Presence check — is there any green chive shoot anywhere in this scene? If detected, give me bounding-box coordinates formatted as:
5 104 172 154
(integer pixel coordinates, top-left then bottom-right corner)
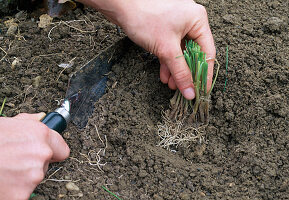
102 185 123 200
169 40 220 124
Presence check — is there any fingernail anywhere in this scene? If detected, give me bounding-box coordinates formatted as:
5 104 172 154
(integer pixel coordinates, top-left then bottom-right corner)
183 87 195 100
37 112 46 120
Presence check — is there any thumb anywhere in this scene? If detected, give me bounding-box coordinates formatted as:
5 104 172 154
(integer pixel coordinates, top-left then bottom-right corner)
159 41 195 100
14 112 46 121
187 4 216 92
49 129 70 162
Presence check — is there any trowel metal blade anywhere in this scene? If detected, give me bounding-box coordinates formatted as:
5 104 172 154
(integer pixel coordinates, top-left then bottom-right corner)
66 37 131 128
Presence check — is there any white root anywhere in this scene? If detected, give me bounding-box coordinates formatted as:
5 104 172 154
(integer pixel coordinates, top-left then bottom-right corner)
157 112 205 150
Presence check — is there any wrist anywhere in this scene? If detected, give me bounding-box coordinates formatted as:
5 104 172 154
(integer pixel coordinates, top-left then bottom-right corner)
77 0 129 26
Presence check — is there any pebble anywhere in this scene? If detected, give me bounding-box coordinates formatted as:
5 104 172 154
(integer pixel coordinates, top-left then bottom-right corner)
15 11 25 19
265 17 285 33
33 76 42 88
38 14 53 28
222 14 235 24
65 182 80 191
229 182 235 187
186 181 195 192
180 192 190 200
139 170 148 178
153 194 163 200
11 58 21 70
76 193 83 197
6 102 15 108
199 191 206 197
6 23 18 36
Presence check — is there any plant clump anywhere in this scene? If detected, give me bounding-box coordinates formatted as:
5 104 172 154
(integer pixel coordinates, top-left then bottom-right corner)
157 40 220 149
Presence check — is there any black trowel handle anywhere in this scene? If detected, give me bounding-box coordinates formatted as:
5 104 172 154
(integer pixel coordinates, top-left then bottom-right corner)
41 112 67 134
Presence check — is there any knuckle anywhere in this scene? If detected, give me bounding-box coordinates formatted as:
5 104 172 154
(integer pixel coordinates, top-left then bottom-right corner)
173 69 192 88
196 4 208 16
156 47 169 60
16 113 29 118
156 42 175 60
41 146 53 160
36 123 50 139
30 170 45 184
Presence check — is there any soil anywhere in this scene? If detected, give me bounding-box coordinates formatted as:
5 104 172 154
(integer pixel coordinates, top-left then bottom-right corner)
0 0 288 199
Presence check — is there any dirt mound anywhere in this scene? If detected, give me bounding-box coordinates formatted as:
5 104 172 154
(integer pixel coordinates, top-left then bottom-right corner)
0 0 288 199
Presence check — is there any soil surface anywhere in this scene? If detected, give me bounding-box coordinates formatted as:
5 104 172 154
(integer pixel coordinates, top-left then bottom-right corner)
0 0 288 199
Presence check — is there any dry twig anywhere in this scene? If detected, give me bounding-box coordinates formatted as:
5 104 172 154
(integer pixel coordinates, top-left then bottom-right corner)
48 20 97 41
0 47 7 62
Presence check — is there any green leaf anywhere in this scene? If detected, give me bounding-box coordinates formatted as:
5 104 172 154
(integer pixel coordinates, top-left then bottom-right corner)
202 62 208 94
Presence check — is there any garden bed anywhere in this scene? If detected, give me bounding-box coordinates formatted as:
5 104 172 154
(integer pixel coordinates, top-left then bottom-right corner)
0 0 288 199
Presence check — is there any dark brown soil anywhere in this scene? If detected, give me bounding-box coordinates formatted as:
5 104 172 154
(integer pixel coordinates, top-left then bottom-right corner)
0 0 288 199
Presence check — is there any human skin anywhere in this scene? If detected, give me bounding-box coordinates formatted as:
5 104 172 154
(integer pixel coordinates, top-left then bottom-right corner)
0 113 70 200
78 0 216 100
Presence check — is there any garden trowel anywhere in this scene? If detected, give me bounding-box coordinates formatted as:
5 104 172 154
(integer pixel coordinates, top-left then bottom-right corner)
41 37 131 133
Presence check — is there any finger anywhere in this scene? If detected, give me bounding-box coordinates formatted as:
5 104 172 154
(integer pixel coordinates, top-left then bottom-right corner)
187 4 216 91
168 76 177 90
158 40 195 100
14 112 46 121
160 62 170 84
48 129 70 162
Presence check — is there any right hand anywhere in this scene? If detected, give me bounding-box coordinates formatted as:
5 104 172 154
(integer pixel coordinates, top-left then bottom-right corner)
79 0 216 100
0 113 70 200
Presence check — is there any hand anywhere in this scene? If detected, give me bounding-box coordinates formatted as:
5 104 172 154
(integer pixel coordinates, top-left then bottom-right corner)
78 0 216 99
0 113 70 200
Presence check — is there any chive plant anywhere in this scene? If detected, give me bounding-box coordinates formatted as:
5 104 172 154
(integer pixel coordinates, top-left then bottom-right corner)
168 40 220 124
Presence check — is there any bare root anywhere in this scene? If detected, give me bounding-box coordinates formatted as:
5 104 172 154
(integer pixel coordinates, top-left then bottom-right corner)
157 112 205 150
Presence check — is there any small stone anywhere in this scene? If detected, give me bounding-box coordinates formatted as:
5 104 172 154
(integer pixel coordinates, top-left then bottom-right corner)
153 194 163 200
15 11 26 19
139 170 148 178
11 58 21 70
38 14 53 28
180 192 190 200
33 76 42 88
6 23 18 36
222 14 235 24
6 102 15 108
77 193 83 197
186 181 195 192
229 182 235 187
264 17 286 33
63 132 71 139
65 182 80 191
199 191 206 197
